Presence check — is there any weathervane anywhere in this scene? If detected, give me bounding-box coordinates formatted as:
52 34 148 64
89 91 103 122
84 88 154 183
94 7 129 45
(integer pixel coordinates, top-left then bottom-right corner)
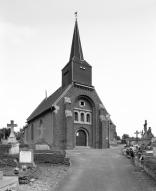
75 11 78 20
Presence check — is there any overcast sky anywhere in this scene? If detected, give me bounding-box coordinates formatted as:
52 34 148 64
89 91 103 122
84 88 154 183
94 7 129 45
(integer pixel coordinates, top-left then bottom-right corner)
0 0 156 137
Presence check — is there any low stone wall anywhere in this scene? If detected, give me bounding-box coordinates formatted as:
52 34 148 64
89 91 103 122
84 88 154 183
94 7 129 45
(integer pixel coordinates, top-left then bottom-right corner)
0 144 11 154
34 150 70 165
0 149 70 166
0 154 19 167
134 157 156 181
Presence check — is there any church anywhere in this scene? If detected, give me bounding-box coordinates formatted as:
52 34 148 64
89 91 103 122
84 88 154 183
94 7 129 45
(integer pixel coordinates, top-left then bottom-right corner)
24 16 117 150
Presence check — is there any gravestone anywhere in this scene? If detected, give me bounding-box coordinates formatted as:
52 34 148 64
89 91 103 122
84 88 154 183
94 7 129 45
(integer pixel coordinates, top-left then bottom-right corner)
19 149 35 167
7 120 17 143
7 120 19 155
0 120 19 156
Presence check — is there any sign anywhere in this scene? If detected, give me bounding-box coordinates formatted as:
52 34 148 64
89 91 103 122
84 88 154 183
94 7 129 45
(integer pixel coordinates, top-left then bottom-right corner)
19 150 33 164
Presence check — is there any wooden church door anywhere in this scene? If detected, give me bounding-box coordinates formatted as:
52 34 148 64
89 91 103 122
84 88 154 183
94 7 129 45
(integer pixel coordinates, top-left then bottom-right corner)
76 130 87 146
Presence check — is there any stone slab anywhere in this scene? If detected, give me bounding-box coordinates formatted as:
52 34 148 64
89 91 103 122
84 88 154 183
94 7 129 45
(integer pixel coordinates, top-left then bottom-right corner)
0 176 19 191
19 150 33 164
35 144 50 150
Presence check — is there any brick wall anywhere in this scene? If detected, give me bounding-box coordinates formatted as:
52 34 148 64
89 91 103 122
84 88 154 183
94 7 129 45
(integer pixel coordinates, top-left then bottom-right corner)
25 84 116 150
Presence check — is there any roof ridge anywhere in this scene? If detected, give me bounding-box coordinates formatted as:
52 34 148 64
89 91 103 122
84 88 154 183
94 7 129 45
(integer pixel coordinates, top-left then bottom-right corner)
53 84 73 106
27 98 46 121
27 85 73 122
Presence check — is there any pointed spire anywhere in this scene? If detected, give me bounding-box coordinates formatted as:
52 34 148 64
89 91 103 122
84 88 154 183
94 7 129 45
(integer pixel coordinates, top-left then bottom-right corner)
69 12 84 61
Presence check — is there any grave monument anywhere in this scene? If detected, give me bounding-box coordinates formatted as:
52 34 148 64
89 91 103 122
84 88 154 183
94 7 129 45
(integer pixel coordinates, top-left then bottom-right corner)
7 120 19 154
0 120 19 155
141 120 154 146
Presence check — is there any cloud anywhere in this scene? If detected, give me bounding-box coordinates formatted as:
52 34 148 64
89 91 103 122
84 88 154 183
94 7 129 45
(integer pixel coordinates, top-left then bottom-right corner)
0 21 36 45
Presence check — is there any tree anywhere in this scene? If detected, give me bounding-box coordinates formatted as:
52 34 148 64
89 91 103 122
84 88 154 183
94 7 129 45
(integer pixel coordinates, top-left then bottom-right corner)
15 127 24 143
121 134 129 144
0 128 11 140
116 136 121 140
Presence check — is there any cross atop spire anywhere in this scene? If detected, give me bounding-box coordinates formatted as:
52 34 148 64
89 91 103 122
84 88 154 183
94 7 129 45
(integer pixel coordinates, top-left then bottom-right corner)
69 12 84 61
75 11 78 20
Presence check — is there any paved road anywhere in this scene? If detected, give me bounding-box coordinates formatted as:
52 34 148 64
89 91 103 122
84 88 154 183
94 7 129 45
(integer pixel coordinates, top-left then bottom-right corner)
55 146 156 191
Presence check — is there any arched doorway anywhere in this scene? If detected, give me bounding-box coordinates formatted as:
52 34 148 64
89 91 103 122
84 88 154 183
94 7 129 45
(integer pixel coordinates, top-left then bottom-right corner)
76 129 87 146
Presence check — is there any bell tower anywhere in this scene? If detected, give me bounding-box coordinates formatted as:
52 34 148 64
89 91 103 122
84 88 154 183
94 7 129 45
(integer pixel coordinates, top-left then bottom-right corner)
62 13 92 88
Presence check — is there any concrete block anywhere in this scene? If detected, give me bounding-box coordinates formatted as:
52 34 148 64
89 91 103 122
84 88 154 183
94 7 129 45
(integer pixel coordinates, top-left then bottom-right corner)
0 176 19 191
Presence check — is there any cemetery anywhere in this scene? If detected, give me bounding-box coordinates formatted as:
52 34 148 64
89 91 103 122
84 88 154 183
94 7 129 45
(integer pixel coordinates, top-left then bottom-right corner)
122 120 156 182
0 120 70 191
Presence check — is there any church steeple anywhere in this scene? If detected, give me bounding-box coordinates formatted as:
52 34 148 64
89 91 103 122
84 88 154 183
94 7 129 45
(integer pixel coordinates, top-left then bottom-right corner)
69 13 84 61
62 13 92 88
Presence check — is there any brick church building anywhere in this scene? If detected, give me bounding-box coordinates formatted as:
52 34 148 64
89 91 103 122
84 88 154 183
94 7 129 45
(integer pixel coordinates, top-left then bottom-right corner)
24 17 117 150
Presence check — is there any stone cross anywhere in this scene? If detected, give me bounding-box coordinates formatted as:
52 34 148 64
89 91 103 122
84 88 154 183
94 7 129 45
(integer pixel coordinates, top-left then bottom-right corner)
7 120 17 143
7 120 17 135
134 130 140 139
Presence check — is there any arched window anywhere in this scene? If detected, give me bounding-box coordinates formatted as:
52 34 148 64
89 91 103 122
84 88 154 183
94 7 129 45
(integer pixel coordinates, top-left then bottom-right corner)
80 112 85 122
74 111 78 121
86 113 91 123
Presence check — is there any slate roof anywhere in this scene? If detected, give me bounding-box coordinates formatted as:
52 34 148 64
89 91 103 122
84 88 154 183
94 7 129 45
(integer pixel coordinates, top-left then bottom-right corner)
27 87 64 122
68 18 91 67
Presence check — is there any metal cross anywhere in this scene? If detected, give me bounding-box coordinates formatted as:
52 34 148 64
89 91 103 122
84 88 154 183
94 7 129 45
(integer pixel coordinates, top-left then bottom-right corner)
75 11 78 20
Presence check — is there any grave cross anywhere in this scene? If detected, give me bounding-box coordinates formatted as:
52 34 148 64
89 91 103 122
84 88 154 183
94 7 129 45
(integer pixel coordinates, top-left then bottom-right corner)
7 120 17 134
134 130 140 139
